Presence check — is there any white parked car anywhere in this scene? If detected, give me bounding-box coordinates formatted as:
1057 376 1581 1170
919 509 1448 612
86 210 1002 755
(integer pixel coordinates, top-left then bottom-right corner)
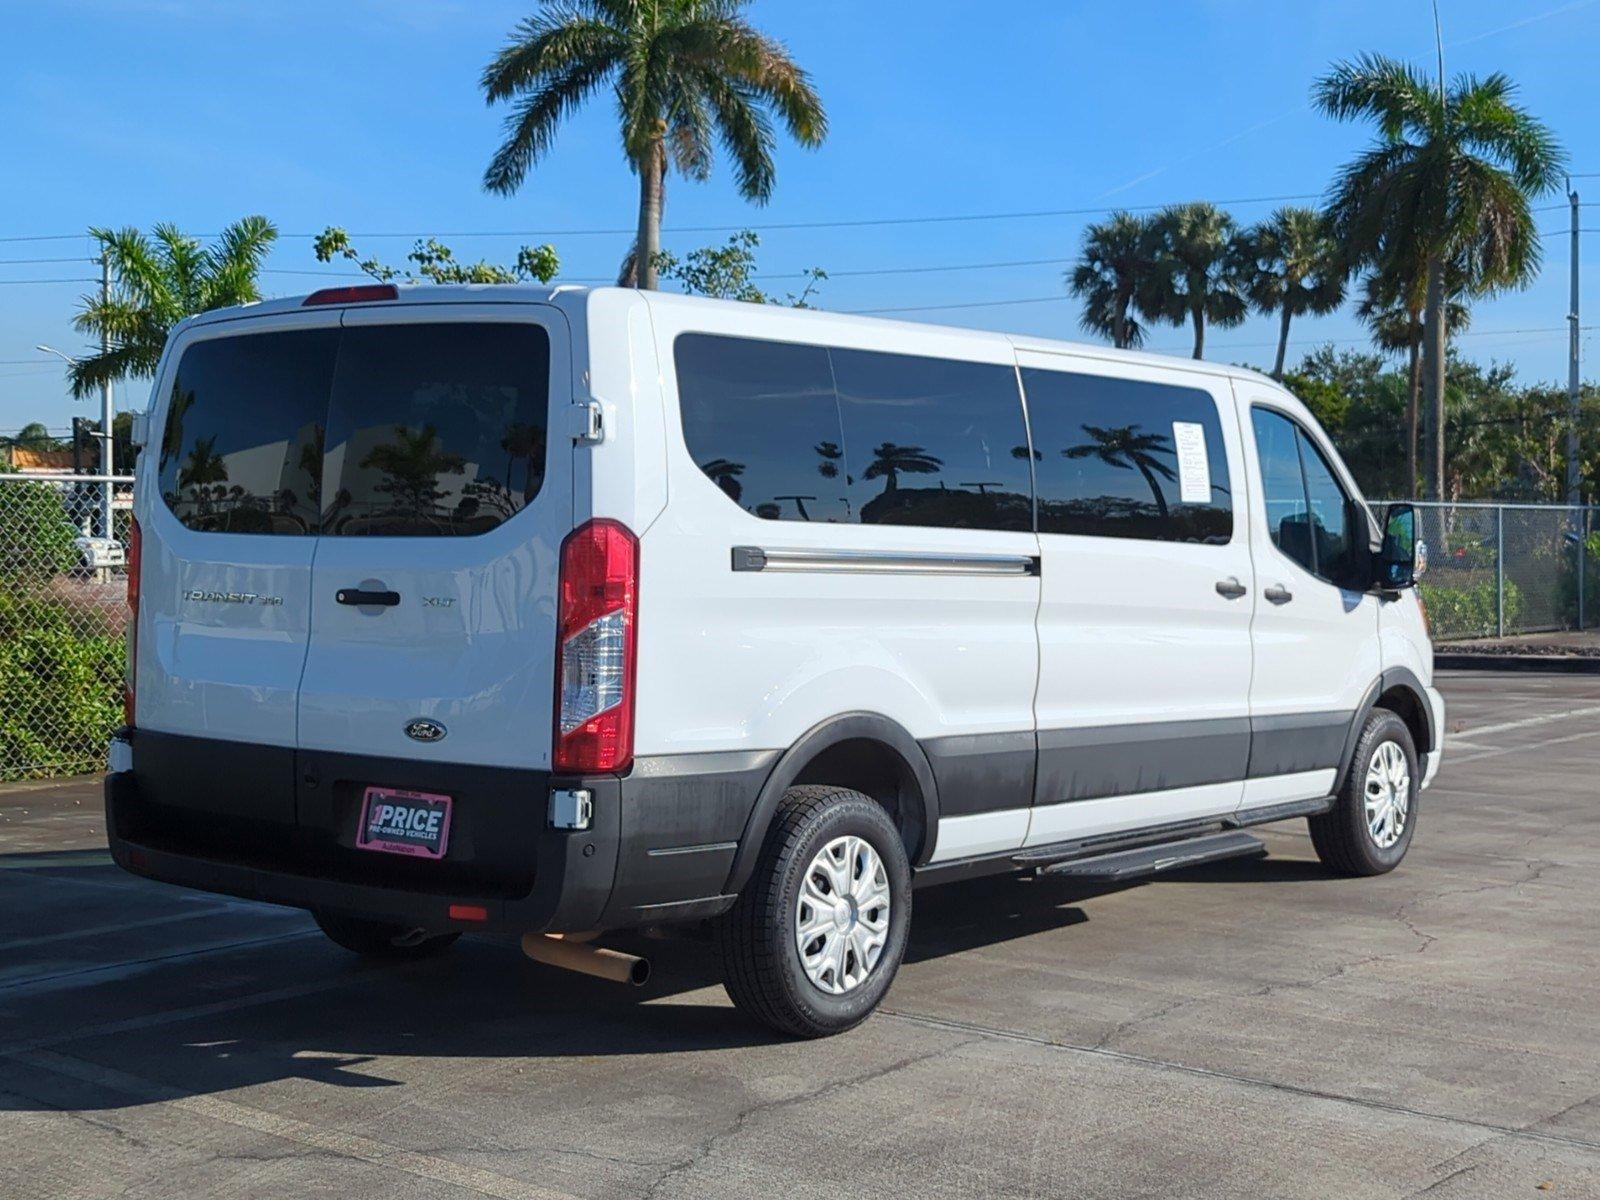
107 284 1442 1037
74 534 126 571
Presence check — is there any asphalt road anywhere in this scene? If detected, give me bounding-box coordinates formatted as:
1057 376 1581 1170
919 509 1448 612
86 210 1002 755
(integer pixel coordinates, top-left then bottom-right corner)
1 670 1598 1199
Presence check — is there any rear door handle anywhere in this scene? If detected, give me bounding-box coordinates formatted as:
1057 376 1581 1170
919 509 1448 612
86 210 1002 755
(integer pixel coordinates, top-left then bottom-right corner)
1264 584 1294 605
336 588 401 607
1214 577 1247 599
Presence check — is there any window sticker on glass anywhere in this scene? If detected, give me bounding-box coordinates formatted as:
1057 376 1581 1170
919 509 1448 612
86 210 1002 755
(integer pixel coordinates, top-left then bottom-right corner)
1171 421 1211 504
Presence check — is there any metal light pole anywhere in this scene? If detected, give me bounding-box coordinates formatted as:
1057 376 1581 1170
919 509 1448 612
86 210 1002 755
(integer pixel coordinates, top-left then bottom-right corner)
98 254 114 539
1568 178 1583 508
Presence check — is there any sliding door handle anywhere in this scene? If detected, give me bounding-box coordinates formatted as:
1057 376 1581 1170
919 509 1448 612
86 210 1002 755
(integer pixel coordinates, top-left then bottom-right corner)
1264 584 1294 605
1214 577 1247 599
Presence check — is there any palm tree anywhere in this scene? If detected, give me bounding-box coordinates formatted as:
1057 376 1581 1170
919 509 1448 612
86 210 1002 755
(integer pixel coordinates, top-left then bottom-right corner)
1314 55 1564 499
1355 268 1471 495
1237 207 1347 378
862 443 942 494
1140 202 1248 360
1064 424 1177 518
481 1 826 291
1069 212 1155 349
69 217 277 399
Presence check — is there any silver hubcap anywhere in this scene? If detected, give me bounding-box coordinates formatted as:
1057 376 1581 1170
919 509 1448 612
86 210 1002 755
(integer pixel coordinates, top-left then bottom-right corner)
796 835 891 995
1364 740 1411 849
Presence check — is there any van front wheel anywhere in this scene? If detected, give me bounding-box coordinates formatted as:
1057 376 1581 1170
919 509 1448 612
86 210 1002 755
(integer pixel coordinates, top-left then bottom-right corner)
716 785 912 1038
313 911 461 959
1309 708 1419 876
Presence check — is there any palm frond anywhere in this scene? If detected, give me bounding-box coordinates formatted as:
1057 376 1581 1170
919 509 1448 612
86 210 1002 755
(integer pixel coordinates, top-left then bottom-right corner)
1312 53 1440 141
484 58 618 193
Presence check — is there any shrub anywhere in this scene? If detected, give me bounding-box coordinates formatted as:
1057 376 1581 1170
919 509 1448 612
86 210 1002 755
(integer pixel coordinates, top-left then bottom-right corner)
0 590 124 781
0 477 79 582
1420 577 1523 640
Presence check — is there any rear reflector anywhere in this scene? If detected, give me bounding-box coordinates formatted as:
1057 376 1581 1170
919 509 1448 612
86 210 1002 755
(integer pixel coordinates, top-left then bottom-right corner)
302 284 399 306
553 519 639 775
448 904 489 922
125 515 141 727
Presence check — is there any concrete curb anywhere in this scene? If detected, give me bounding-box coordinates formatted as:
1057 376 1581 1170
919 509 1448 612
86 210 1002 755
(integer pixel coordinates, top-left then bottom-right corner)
1435 653 1600 674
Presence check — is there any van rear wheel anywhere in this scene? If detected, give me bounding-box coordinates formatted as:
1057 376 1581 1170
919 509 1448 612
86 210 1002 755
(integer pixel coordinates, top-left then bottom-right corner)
1309 708 1419 876
716 785 911 1038
313 911 461 959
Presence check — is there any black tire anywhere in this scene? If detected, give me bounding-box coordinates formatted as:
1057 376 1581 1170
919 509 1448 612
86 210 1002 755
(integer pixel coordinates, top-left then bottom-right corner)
1309 707 1419 876
313 911 461 959
716 785 912 1038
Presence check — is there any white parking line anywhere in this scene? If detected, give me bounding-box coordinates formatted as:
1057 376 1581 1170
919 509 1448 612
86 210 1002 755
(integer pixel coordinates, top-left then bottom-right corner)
1448 703 1600 741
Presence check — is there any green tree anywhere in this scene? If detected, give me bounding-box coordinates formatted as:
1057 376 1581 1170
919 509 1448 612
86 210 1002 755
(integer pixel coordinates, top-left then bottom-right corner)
1354 267 1471 495
1237 206 1347 378
68 217 277 398
654 230 825 306
480 0 827 291
1314 54 1565 499
314 229 559 284
1068 211 1155 349
1140 202 1248 360
11 423 62 453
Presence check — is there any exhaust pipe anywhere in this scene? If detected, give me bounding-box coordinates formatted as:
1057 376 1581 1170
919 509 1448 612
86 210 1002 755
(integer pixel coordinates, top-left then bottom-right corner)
520 933 650 986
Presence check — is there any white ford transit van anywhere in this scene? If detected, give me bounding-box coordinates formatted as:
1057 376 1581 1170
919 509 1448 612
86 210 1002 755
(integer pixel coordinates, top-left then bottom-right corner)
107 283 1443 1037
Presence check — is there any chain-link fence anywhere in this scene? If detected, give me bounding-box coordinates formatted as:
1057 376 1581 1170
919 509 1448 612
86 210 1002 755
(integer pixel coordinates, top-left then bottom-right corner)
0 473 133 781
1381 501 1600 642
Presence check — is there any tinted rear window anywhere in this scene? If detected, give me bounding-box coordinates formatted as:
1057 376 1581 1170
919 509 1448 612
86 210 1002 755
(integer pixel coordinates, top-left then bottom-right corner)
159 330 337 534
1023 368 1233 544
675 333 1030 531
158 323 550 536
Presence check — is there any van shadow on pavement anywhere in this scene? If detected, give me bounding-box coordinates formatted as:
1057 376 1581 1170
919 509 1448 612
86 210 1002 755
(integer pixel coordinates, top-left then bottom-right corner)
0 850 1321 1114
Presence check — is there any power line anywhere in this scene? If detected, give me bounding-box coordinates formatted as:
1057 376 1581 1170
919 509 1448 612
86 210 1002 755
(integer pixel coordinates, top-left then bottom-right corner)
0 192 1326 246
0 278 96 285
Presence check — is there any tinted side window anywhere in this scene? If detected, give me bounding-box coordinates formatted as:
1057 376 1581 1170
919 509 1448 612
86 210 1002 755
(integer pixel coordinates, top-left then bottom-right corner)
831 350 1032 531
321 324 550 536
1251 407 1364 587
159 330 338 534
1251 408 1314 573
1298 433 1364 587
676 334 849 522
1023 369 1233 543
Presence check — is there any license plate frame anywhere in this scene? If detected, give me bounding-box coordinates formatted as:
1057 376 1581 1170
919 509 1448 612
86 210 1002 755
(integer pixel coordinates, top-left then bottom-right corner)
356 786 453 860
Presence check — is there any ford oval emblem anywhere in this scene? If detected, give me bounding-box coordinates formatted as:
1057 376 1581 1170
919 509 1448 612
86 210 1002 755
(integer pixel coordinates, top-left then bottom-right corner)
405 719 447 743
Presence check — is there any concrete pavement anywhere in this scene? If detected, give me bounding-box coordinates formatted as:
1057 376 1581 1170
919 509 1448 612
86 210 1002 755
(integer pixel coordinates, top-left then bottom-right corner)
1 670 1597 1199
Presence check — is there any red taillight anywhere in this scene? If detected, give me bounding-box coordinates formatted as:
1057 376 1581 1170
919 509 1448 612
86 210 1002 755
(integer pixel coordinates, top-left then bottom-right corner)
301 284 399 306
553 519 638 775
448 904 489 923
124 515 141 727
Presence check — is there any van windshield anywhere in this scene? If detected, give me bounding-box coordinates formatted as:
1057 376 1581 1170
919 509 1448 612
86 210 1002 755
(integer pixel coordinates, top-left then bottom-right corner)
158 322 551 537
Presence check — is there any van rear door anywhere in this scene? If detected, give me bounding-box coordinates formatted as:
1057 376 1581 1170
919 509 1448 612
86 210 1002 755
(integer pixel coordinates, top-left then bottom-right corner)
294 304 572 781
135 312 341 824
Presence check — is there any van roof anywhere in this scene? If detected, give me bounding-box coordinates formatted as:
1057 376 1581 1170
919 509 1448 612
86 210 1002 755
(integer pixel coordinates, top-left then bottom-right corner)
182 283 1281 390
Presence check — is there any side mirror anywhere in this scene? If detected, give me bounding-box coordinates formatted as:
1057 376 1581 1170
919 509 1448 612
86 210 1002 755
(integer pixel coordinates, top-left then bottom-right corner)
1376 503 1420 590
129 410 150 451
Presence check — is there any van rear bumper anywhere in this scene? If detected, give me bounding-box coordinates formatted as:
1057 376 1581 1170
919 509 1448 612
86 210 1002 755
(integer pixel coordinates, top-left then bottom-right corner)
104 731 765 935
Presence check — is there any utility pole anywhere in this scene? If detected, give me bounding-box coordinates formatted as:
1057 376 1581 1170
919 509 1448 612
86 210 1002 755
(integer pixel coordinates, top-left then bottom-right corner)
1569 178 1583 508
98 254 114 539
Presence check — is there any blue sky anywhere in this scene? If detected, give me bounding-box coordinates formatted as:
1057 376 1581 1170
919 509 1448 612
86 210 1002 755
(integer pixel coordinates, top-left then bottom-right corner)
2 0 1597 433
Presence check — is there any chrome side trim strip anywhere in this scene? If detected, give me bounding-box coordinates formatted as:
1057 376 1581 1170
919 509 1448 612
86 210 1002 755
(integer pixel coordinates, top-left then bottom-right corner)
731 546 1040 576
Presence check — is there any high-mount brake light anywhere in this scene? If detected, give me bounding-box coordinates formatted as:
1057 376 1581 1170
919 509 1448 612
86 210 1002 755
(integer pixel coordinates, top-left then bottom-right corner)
125 515 141 726
553 520 639 775
302 284 399 307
